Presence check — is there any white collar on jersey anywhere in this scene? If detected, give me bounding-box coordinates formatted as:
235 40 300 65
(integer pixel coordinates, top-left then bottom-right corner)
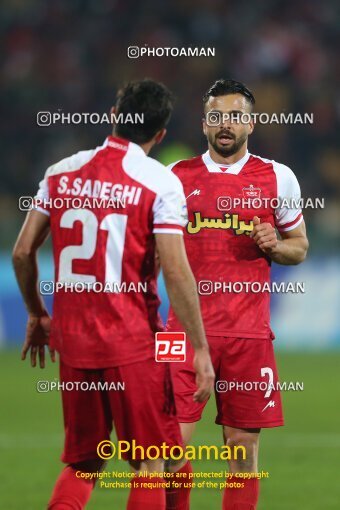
104 136 147 158
202 150 250 175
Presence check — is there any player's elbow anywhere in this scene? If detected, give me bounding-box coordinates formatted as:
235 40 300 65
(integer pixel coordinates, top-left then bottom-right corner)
162 257 197 295
162 263 188 284
12 242 35 265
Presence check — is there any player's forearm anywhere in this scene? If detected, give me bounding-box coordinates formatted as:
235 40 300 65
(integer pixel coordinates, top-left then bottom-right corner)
12 250 47 316
163 269 209 351
268 237 309 265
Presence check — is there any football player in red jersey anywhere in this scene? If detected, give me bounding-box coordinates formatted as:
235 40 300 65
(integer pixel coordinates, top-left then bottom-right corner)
165 80 309 510
13 79 215 510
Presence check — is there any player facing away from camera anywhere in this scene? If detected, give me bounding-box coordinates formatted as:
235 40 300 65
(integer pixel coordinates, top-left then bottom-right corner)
12 79 215 510
165 79 309 510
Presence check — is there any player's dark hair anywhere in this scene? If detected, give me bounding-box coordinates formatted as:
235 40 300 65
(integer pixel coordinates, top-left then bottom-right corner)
114 79 174 144
203 79 255 109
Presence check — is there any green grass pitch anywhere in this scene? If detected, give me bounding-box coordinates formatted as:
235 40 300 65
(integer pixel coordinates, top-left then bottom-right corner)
1 350 340 509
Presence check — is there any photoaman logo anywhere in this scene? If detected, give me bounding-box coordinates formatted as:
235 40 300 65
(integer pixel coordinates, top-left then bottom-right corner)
155 332 186 362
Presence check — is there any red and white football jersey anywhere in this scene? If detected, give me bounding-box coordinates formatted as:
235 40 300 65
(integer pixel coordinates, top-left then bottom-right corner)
34 136 187 368
167 150 303 339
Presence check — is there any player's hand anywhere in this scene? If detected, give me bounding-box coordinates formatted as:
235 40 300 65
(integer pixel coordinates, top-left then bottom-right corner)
21 312 55 368
250 216 278 254
193 347 215 402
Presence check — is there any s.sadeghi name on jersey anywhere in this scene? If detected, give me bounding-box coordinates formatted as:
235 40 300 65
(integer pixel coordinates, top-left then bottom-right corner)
57 176 143 205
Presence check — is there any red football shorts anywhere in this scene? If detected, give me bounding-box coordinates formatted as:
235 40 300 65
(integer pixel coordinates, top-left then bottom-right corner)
59 358 182 464
170 336 284 429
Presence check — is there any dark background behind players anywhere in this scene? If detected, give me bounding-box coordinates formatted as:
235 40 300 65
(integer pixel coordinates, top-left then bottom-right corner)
1 0 339 254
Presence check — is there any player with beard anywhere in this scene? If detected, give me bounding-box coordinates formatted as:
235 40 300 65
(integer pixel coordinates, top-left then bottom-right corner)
165 79 309 510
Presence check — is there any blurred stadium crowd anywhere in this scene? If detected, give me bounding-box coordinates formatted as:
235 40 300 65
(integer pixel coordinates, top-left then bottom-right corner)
1 0 340 252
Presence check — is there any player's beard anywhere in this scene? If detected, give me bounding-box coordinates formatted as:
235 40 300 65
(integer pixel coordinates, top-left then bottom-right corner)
208 129 248 157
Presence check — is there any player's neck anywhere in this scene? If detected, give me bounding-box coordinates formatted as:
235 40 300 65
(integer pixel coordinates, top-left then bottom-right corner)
139 141 153 155
208 144 248 165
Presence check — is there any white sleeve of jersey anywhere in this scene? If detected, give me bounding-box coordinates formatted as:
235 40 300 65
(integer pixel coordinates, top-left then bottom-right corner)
152 176 188 235
272 161 303 232
34 170 50 216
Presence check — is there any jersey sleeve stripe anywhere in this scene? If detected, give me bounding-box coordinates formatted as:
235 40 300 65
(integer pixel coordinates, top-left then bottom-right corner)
277 213 303 232
153 224 184 235
153 223 184 231
153 228 184 235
